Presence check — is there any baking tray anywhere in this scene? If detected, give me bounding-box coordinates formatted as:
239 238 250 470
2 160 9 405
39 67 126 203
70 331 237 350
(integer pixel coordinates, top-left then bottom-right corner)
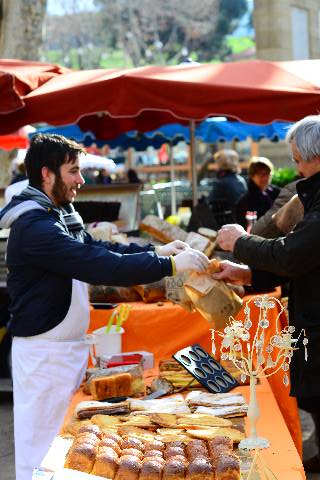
173 343 238 393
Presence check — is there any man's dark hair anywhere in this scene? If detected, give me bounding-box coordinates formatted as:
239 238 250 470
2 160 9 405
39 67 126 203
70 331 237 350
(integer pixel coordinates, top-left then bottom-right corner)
24 134 86 189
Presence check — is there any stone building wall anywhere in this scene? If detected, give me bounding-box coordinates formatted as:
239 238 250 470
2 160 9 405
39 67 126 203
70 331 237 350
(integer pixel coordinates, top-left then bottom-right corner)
254 0 320 60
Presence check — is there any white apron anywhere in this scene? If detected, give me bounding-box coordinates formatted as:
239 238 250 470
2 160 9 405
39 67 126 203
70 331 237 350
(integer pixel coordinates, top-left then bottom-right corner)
12 279 90 480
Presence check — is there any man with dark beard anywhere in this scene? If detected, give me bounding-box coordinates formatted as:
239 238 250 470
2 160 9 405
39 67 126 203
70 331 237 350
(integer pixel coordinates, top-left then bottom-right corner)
0 134 209 480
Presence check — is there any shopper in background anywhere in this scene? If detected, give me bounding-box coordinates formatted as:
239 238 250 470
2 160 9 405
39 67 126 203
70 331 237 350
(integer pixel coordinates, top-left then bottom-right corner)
127 168 143 185
96 167 112 184
235 156 280 228
209 149 247 208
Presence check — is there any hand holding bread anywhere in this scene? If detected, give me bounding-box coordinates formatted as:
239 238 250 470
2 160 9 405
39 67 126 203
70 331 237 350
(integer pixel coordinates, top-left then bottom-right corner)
174 248 209 273
212 260 252 286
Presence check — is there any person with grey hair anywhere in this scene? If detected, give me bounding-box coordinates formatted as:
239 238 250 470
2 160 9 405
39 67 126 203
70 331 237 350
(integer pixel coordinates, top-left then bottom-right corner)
209 149 247 210
212 114 320 472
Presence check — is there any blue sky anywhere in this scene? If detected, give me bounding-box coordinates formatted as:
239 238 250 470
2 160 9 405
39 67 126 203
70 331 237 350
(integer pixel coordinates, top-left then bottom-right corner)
47 0 97 15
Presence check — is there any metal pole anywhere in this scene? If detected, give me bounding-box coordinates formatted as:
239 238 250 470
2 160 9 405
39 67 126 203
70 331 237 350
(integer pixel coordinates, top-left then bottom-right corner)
169 142 177 215
190 120 198 207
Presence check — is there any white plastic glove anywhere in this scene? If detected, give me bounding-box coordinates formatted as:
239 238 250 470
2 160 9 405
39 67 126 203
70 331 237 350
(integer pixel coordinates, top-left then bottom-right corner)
174 248 209 273
156 240 189 256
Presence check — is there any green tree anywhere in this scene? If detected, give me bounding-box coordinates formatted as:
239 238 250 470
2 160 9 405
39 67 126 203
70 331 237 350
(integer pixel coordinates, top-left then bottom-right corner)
43 0 249 69
94 0 249 66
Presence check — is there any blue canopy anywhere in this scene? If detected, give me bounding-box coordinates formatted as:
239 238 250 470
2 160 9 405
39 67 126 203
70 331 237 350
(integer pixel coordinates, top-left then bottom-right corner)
31 119 292 149
138 119 292 143
30 124 96 143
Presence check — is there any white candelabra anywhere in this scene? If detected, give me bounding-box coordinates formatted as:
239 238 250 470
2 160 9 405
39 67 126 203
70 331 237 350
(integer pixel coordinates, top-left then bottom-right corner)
211 295 308 450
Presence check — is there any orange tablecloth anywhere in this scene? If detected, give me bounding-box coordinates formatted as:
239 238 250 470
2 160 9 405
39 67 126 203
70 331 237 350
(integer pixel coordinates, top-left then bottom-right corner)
89 288 302 456
65 375 305 480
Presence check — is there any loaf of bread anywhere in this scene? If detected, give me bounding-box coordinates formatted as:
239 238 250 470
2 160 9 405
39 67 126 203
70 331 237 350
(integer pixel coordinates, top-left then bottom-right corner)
185 232 214 258
140 215 188 243
133 280 166 303
90 373 132 400
121 437 145 452
77 424 103 439
122 448 144 460
209 444 232 468
91 447 119 478
186 440 209 461
164 446 185 460
162 458 186 480
75 433 100 448
139 459 163 480
215 453 240 480
186 458 214 480
115 455 141 480
208 436 233 449
100 438 122 456
64 443 97 473
144 440 165 452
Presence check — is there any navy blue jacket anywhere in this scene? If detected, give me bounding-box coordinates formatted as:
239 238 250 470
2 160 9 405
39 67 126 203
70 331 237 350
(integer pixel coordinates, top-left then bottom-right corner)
0 188 172 337
209 170 247 207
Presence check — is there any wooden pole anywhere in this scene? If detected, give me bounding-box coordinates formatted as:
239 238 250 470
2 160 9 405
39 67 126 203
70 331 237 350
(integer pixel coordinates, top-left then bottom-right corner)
169 143 177 215
190 120 198 207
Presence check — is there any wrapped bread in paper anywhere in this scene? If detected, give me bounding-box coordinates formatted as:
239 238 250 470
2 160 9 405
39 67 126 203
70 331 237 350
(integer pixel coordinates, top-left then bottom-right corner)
184 259 242 329
165 273 194 312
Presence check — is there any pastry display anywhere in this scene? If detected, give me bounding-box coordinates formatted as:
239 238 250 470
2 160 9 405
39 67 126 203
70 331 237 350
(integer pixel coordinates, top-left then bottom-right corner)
64 423 241 479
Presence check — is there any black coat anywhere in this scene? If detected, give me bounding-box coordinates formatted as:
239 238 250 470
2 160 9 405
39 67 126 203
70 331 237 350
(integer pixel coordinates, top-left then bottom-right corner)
234 172 320 399
209 170 247 207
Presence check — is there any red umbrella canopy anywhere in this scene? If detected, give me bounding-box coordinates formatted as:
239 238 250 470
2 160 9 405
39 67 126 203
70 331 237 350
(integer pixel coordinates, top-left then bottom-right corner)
0 59 68 114
2 59 320 136
0 125 35 150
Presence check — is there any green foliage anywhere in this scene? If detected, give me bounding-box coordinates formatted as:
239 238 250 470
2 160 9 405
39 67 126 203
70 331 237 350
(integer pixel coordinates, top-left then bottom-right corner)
44 0 251 68
100 50 133 69
272 167 297 187
226 36 255 55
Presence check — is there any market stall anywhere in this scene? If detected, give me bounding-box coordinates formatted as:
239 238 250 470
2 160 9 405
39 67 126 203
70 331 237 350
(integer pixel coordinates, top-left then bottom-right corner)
89 289 302 456
34 288 305 480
